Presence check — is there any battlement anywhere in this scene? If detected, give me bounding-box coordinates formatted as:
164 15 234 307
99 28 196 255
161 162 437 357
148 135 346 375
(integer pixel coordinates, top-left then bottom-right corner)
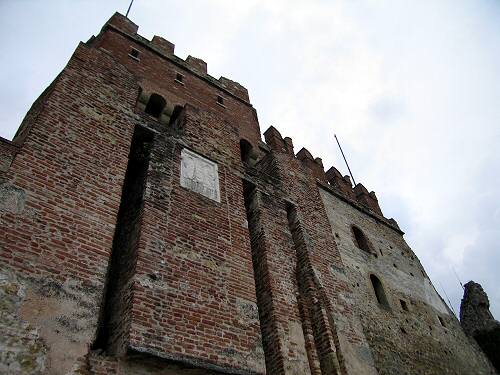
263 125 395 222
102 12 250 102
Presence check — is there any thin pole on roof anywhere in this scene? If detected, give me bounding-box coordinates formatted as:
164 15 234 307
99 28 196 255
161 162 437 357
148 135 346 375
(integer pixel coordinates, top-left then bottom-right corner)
438 280 457 316
126 0 135 18
334 134 357 186
452 267 464 290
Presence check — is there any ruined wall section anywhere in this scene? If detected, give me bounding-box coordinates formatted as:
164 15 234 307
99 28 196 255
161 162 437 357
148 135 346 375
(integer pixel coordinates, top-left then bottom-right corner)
460 281 500 372
319 186 496 374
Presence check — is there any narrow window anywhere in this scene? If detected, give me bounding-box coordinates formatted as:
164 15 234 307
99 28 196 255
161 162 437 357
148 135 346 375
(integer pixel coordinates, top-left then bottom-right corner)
145 93 166 118
400 299 408 311
240 139 252 164
175 73 184 84
438 316 446 327
128 48 140 60
216 95 225 107
352 226 371 253
370 274 390 308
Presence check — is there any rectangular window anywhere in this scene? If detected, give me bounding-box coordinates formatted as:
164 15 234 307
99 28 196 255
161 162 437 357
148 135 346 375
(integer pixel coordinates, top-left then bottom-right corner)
400 299 408 311
175 72 184 84
216 95 226 107
128 47 140 61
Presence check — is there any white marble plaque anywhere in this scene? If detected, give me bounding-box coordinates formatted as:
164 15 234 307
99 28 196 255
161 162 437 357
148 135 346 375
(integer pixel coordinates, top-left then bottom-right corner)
180 148 220 202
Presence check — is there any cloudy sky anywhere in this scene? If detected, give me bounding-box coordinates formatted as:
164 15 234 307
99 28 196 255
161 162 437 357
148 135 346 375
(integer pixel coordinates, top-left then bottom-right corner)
1 0 499 318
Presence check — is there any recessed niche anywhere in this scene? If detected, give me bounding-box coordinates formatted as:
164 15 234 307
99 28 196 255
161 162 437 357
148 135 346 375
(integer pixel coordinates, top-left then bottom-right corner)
175 72 184 84
438 316 446 327
400 299 409 311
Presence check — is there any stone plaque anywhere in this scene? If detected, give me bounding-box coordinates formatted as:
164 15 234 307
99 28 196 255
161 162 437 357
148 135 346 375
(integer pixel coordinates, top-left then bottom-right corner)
180 148 220 202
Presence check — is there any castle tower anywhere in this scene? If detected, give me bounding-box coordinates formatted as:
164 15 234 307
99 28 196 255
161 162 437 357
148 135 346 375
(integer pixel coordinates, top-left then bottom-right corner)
0 13 496 375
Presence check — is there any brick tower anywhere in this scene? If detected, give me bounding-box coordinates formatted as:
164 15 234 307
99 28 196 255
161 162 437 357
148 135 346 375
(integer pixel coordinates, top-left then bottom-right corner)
0 13 497 375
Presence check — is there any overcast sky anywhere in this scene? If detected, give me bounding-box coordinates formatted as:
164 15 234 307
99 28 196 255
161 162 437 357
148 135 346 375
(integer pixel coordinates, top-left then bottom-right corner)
1 0 499 318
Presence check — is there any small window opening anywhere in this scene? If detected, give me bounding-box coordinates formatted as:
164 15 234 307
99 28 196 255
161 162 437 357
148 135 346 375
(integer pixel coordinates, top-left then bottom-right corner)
175 73 184 84
129 48 140 60
379 249 383 256
240 139 253 164
352 226 371 253
217 95 225 107
370 274 390 308
145 93 166 118
400 327 407 334
400 299 408 311
438 316 446 327
393 263 398 268
168 105 184 127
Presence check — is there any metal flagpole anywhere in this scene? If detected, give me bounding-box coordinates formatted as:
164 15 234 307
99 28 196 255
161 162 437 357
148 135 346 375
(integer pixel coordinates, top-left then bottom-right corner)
452 267 464 290
126 0 135 18
334 134 357 186
438 280 457 316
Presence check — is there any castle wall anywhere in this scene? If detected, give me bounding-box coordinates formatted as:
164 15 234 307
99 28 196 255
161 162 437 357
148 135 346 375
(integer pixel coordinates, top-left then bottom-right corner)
319 186 496 374
0 12 267 375
242 128 380 374
91 15 261 148
0 11 497 375
0 39 140 375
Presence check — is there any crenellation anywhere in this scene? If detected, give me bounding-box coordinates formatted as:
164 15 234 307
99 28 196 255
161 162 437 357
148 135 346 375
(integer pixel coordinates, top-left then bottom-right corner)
104 11 139 35
296 147 314 161
98 13 250 105
185 55 208 74
263 126 286 153
219 77 250 103
151 35 175 55
295 147 327 183
283 137 294 155
354 184 383 216
326 166 356 199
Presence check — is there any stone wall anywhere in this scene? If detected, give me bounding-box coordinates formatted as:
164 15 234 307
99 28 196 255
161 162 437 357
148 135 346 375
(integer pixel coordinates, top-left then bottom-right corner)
319 186 496 374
